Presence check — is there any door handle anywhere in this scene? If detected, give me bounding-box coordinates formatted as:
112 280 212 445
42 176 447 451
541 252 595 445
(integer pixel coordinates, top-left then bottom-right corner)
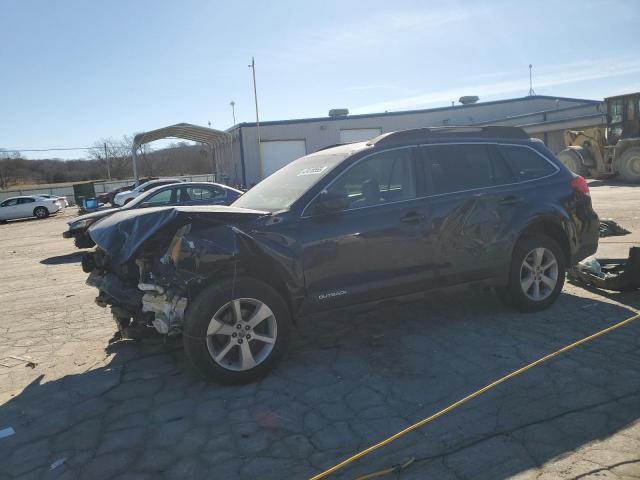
498 195 523 206
400 212 426 223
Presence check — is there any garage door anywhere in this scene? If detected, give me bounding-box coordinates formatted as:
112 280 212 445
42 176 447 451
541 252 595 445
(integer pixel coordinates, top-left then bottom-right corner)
339 128 382 144
260 140 307 177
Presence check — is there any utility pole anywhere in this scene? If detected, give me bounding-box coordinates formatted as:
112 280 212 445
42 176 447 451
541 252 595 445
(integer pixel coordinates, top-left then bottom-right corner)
230 101 236 124
528 64 536 96
248 57 263 180
103 142 111 180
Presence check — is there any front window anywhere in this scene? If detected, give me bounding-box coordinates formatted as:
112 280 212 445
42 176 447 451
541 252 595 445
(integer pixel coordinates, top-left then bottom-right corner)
324 149 416 209
138 189 174 207
609 99 624 124
232 152 348 211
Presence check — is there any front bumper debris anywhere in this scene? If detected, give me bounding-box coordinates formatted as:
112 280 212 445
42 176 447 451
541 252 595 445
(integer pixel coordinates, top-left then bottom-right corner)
568 247 640 292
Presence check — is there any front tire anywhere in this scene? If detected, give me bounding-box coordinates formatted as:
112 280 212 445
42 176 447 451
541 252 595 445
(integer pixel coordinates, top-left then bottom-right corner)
497 235 566 312
183 277 291 384
33 206 49 218
618 147 640 183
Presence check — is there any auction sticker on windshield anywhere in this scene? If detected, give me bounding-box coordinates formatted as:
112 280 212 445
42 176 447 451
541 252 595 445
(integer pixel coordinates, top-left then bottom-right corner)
298 166 328 176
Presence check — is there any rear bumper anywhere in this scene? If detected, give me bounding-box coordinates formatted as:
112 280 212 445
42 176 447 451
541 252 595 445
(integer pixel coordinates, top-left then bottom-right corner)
571 209 599 265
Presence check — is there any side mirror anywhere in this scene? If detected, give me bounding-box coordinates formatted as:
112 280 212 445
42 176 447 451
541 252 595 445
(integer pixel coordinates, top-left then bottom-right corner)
314 190 350 214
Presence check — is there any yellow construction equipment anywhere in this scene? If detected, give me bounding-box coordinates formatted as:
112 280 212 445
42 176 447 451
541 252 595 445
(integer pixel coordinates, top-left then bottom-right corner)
557 92 640 183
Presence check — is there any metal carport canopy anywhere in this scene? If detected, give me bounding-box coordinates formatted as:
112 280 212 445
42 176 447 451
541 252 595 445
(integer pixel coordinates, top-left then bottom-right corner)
131 123 232 184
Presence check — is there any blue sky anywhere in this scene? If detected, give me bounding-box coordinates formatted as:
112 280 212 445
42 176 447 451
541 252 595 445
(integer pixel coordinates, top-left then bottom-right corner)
1 0 639 159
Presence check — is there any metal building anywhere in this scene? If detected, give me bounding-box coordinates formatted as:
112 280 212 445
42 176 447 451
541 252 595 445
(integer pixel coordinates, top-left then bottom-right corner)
216 95 605 186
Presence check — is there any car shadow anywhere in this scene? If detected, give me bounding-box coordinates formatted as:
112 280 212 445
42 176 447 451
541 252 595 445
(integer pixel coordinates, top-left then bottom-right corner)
40 251 84 265
566 280 640 309
0 291 638 479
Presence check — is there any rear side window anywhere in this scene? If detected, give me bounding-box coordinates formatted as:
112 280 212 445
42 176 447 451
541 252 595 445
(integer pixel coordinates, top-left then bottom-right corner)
187 186 226 200
421 144 514 195
499 145 556 181
18 198 35 204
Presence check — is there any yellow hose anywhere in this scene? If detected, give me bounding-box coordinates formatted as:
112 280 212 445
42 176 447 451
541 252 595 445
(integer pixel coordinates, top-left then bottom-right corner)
309 312 640 480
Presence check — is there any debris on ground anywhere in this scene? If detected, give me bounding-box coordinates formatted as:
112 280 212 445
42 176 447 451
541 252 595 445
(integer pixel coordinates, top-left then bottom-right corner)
599 219 631 237
25 361 37 369
569 247 640 291
0 427 16 439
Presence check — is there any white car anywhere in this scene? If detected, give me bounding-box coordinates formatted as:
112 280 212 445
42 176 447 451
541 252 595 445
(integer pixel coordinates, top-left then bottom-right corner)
36 194 69 208
0 196 62 221
113 178 182 206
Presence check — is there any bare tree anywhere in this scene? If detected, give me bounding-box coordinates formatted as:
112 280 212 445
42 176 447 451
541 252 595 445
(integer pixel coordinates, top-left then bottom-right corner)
0 150 22 189
88 136 134 180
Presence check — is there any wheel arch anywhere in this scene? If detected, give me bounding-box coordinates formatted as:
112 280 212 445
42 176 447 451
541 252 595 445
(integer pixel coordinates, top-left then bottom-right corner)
186 258 298 322
33 205 49 217
516 219 571 265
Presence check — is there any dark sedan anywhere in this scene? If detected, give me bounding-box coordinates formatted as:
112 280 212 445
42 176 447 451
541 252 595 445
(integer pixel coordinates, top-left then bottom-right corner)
64 182 242 248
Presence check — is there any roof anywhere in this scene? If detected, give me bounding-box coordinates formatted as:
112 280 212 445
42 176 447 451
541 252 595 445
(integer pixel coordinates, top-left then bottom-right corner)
133 123 231 148
228 95 601 130
369 126 529 147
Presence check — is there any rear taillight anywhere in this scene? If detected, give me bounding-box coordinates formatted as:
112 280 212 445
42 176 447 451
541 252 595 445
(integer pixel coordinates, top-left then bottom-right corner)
571 175 590 195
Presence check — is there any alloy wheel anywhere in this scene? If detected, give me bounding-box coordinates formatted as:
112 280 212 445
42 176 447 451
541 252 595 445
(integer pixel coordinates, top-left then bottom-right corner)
519 247 559 301
206 298 277 371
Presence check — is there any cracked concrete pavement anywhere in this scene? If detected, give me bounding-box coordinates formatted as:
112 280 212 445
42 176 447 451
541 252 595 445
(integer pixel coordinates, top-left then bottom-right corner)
0 181 639 480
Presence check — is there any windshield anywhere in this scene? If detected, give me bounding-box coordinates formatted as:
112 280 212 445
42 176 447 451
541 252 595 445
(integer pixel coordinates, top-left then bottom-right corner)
232 151 349 211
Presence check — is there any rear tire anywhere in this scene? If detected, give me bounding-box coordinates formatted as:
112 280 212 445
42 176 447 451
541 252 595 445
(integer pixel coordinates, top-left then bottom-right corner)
183 277 291 384
618 147 640 183
557 149 589 177
497 235 565 312
33 206 49 218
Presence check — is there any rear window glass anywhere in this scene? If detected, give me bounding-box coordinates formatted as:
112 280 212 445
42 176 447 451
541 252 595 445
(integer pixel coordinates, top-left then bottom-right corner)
421 144 514 194
499 145 556 181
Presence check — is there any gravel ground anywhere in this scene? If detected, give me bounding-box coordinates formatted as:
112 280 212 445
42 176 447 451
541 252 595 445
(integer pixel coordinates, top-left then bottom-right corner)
0 182 638 480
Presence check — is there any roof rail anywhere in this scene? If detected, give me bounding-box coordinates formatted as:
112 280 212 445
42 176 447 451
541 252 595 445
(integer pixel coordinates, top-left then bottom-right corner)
368 126 529 147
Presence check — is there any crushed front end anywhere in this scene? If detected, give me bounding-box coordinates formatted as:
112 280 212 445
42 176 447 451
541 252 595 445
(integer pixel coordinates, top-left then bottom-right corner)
81 206 268 340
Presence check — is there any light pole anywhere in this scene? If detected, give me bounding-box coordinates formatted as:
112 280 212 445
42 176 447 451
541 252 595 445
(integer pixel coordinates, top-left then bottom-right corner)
230 101 236 125
528 64 536 96
248 57 263 180
103 142 111 180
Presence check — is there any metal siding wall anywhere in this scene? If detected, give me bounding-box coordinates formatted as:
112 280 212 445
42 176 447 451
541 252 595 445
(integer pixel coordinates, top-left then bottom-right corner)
239 97 598 184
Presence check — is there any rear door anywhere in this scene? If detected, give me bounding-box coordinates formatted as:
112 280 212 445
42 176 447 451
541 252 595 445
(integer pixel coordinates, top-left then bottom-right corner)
417 143 520 285
17 197 36 217
299 147 433 310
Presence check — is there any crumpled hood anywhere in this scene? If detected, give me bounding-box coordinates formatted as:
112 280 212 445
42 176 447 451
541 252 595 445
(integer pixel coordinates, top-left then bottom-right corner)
88 205 268 266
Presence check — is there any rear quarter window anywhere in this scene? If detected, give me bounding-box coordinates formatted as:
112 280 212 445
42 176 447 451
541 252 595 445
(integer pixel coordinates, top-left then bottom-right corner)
498 145 557 181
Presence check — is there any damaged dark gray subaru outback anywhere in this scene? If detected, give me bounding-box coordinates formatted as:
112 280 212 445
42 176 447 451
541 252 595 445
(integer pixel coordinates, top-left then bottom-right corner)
83 127 599 384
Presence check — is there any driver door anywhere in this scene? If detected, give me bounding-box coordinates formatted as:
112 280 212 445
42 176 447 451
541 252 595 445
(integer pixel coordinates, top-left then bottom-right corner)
298 147 433 311
0 199 19 220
